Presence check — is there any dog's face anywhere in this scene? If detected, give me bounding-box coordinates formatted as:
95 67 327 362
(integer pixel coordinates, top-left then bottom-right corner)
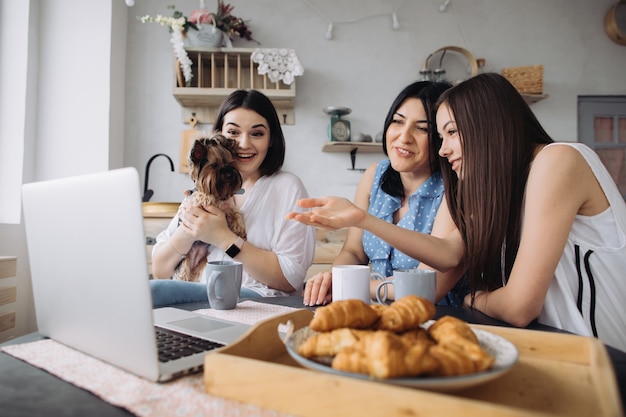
188 134 242 201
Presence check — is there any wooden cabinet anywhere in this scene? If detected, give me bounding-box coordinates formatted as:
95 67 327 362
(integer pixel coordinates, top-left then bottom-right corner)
0 256 17 342
306 228 347 280
173 48 296 124
143 203 179 278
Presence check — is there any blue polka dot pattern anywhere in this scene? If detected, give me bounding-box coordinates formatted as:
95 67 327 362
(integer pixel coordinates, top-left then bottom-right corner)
363 159 444 278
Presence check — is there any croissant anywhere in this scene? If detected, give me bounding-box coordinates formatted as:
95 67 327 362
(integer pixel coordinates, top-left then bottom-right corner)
298 328 372 358
330 345 369 375
332 330 438 378
429 343 477 376
309 299 379 332
398 327 434 346
368 302 388 317
428 315 495 374
428 315 478 345
377 295 435 332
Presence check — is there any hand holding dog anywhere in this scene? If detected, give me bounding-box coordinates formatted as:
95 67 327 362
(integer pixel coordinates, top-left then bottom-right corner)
179 198 235 249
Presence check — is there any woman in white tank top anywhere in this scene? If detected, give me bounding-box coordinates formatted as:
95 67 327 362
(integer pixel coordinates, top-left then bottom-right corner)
288 73 626 353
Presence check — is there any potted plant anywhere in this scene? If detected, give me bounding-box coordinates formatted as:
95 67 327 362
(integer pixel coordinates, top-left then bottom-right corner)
187 0 258 47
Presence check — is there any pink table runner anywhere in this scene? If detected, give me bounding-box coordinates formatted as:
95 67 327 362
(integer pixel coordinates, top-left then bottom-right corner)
2 301 298 417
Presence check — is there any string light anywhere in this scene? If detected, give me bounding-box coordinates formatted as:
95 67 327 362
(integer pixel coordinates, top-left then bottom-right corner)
325 23 334 40
392 13 400 30
303 0 405 40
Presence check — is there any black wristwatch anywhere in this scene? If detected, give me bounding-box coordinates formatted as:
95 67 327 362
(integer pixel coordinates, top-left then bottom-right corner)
225 236 245 258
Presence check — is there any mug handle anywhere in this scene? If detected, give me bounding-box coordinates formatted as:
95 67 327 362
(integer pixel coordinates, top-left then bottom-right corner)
206 270 223 301
376 280 393 304
370 272 388 304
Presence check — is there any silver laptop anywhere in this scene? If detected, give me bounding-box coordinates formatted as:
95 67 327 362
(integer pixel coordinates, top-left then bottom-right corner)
22 167 250 382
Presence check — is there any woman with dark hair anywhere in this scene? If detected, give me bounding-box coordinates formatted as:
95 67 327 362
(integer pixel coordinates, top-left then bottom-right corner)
213 89 285 177
289 73 626 353
303 80 467 307
151 89 315 305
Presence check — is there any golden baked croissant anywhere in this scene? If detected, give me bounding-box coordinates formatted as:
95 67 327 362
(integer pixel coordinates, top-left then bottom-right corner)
330 345 368 375
298 328 372 358
428 315 478 345
377 295 435 332
368 302 388 316
309 299 379 332
398 327 434 346
332 330 438 378
429 343 477 376
428 315 495 374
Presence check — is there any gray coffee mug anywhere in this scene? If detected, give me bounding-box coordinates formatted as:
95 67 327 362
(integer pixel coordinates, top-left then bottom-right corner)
376 268 436 304
204 260 243 310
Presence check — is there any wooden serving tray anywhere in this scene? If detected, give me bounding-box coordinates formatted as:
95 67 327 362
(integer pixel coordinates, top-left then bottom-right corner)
204 309 624 417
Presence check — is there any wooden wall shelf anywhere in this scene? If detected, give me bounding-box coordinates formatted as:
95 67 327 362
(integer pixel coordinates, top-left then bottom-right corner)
322 142 383 172
522 93 548 105
173 48 296 125
322 142 383 153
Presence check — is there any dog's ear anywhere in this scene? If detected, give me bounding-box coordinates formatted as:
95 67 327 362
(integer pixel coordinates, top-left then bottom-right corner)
189 139 207 164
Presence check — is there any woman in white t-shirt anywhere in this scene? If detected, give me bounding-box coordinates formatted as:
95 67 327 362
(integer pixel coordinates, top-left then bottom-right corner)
150 90 315 305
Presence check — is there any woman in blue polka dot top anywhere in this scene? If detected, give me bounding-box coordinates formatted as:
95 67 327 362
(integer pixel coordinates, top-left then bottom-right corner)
301 81 467 307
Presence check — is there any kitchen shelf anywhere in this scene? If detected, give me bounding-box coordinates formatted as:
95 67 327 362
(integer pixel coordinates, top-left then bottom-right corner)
522 93 548 105
173 48 296 124
322 142 383 153
322 141 383 172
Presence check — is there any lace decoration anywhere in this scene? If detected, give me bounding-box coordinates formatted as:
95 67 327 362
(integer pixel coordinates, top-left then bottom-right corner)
251 48 304 85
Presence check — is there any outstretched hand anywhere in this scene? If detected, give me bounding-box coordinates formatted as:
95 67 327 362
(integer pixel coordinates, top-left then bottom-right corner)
285 196 367 230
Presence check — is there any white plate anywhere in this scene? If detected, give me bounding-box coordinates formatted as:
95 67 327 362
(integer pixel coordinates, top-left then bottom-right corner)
284 321 519 391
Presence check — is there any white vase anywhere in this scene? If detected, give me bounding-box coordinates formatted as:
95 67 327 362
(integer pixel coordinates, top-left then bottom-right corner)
185 25 223 48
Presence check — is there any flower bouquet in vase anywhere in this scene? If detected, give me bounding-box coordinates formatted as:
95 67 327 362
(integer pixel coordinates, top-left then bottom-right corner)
186 0 258 48
138 1 258 86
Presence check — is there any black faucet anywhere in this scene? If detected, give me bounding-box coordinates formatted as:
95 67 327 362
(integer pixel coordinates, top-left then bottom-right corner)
143 153 175 202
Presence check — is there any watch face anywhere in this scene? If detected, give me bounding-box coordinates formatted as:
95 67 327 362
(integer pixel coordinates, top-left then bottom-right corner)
331 120 351 142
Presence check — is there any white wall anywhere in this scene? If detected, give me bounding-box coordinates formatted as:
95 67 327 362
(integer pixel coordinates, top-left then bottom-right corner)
125 0 626 202
0 0 126 338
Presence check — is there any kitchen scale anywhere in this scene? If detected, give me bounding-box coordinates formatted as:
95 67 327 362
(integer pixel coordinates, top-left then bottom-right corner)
323 106 352 142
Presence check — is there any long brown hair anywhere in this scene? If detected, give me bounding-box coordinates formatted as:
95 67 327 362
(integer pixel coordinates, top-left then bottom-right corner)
437 73 554 301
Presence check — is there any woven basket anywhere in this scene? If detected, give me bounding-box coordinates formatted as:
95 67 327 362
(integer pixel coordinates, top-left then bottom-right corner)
501 65 544 94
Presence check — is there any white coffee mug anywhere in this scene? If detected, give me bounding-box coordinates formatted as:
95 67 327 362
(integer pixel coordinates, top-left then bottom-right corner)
204 260 243 310
332 265 385 304
376 268 437 304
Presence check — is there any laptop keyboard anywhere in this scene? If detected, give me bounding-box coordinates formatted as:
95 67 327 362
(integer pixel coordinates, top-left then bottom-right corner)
155 327 224 363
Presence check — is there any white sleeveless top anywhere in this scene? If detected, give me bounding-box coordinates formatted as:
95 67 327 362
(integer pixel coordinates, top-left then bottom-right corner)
538 142 626 352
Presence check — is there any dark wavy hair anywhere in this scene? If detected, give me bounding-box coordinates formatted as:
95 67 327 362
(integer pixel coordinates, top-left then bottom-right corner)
436 73 554 300
213 89 285 176
380 81 452 198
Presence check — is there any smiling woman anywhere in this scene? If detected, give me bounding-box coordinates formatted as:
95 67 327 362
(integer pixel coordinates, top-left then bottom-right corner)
149 89 316 306
300 80 469 308
289 73 626 354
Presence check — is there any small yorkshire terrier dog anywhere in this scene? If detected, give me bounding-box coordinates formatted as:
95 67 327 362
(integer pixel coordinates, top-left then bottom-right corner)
175 134 247 282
